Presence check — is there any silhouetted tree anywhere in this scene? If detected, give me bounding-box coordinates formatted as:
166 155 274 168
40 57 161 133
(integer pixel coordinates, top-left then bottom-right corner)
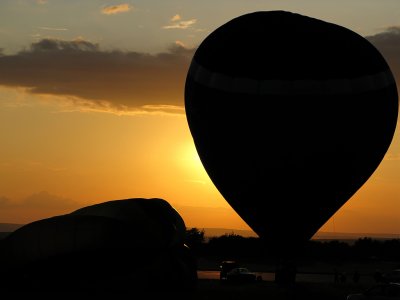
353 237 381 259
185 228 205 253
184 232 400 263
381 239 400 260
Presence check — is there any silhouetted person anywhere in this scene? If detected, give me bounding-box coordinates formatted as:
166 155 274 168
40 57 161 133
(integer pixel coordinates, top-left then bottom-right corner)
340 272 347 283
275 260 296 286
334 269 339 284
353 270 360 283
374 270 383 283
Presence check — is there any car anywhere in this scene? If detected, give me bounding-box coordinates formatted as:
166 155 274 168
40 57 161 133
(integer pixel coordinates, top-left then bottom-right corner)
346 282 400 300
226 267 257 283
382 269 400 283
219 260 239 280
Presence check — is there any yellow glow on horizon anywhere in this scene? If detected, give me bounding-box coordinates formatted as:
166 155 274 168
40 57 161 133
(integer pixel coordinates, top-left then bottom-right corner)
178 141 210 184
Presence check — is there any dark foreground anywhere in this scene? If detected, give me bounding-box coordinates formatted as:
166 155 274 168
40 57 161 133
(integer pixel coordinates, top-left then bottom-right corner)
2 278 370 300
190 279 369 299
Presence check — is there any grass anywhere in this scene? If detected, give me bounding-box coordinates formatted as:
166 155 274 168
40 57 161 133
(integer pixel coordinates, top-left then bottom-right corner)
1 256 396 299
187 279 369 299
1 277 371 299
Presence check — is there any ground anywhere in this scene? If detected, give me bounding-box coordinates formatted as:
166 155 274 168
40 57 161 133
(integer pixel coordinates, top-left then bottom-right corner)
189 279 369 299
1 279 371 299
2 257 399 299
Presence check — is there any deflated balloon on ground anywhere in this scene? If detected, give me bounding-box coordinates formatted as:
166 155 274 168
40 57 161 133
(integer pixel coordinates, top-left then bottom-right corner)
0 198 197 291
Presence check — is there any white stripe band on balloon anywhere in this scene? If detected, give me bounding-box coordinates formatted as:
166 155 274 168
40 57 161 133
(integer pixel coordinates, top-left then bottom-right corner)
188 60 396 95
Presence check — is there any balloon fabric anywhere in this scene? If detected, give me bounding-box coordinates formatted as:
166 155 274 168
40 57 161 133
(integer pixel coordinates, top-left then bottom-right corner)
184 11 398 253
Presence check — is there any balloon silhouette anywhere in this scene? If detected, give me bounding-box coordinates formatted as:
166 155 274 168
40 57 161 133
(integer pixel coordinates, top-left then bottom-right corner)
184 11 398 252
0 198 198 291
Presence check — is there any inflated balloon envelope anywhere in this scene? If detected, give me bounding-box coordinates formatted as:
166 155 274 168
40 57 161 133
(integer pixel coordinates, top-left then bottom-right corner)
185 11 398 254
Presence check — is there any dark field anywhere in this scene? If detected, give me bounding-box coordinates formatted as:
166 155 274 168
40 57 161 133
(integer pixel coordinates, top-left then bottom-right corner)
189 279 370 299
1 229 399 299
1 278 372 300
1 254 399 299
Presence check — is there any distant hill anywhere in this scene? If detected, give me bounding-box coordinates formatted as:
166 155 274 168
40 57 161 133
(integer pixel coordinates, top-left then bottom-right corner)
199 227 258 238
312 231 400 241
0 223 24 232
198 227 400 242
0 223 24 240
1 223 398 242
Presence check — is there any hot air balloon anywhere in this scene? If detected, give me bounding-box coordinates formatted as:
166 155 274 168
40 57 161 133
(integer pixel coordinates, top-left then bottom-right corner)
0 198 197 292
184 10 398 263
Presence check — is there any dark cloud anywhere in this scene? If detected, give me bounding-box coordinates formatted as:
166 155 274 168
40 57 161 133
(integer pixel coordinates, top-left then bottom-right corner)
0 29 398 113
0 38 194 112
20 191 78 209
30 38 99 52
0 196 12 207
366 26 400 83
0 191 78 210
0 192 80 224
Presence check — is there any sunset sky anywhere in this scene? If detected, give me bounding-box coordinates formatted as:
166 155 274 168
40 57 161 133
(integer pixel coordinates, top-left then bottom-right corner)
0 0 399 236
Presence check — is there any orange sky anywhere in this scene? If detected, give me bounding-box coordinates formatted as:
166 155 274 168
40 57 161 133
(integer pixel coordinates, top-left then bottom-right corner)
0 1 399 236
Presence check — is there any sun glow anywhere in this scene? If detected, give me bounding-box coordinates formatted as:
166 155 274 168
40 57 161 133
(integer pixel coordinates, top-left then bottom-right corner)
179 141 210 184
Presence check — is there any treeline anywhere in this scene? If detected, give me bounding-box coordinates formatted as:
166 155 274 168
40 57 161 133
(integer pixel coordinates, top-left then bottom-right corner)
185 228 400 262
